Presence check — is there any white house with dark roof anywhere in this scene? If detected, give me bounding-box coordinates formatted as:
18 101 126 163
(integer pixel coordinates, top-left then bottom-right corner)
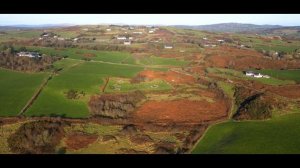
17 52 41 58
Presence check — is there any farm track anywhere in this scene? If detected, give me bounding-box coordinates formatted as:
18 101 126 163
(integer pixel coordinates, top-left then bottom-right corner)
17 72 54 116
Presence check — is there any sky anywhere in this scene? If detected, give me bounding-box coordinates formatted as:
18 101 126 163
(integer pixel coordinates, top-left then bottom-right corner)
0 14 300 26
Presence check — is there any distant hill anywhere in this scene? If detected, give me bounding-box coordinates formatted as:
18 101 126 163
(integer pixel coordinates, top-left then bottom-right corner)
259 26 300 39
173 23 283 33
0 24 75 30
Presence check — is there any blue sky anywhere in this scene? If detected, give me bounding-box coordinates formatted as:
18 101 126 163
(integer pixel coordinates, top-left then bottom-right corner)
0 14 300 26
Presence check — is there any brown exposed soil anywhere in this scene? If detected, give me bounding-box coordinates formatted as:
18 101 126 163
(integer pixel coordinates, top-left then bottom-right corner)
133 99 229 124
65 132 98 150
204 46 300 70
138 70 195 84
266 85 300 99
129 134 153 144
83 53 96 57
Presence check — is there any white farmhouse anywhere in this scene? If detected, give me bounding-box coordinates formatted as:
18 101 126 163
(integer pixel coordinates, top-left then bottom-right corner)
245 71 255 76
133 32 143 34
245 71 269 78
117 36 127 40
124 41 131 45
17 52 41 58
164 45 173 49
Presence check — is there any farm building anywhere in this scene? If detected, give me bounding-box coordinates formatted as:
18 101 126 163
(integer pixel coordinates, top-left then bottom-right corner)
149 30 154 33
124 41 131 45
164 45 173 49
133 32 143 34
40 32 57 38
117 36 127 40
106 28 111 31
245 71 270 78
17 52 41 58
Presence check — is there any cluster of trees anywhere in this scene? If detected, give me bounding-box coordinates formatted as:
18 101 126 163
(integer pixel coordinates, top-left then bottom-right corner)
77 44 146 53
88 90 145 119
233 86 272 120
33 39 75 48
64 89 85 99
0 45 61 72
8 121 66 154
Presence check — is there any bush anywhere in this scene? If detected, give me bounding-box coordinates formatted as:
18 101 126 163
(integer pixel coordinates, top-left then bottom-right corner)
8 121 65 154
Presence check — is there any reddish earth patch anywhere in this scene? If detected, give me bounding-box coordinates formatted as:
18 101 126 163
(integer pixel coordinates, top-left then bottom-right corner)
65 133 98 150
204 46 300 70
138 70 195 84
83 53 96 57
133 99 229 124
267 85 300 99
189 66 205 75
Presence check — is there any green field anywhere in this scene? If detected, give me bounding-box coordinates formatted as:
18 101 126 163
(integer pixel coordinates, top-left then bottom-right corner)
0 68 48 116
207 67 295 85
254 69 300 83
192 113 300 154
25 60 144 118
105 77 173 93
139 55 189 67
0 30 42 42
16 46 137 65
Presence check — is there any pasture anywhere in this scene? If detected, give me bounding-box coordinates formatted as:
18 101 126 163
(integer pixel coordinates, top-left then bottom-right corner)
0 68 48 117
104 77 172 93
139 55 189 67
192 113 300 154
25 61 144 118
207 67 295 85
254 69 300 83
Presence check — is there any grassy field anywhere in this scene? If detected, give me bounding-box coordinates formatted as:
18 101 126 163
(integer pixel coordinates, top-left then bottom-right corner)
254 69 300 83
207 67 296 85
0 122 25 153
0 30 42 42
0 68 48 117
105 77 173 93
16 46 137 65
139 55 189 67
25 60 144 118
192 113 300 154
53 31 80 38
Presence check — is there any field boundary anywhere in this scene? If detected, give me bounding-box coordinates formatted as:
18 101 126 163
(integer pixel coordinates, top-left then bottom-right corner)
18 72 54 116
102 77 110 92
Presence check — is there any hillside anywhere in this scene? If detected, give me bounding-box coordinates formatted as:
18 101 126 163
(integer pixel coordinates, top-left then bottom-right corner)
173 23 283 33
